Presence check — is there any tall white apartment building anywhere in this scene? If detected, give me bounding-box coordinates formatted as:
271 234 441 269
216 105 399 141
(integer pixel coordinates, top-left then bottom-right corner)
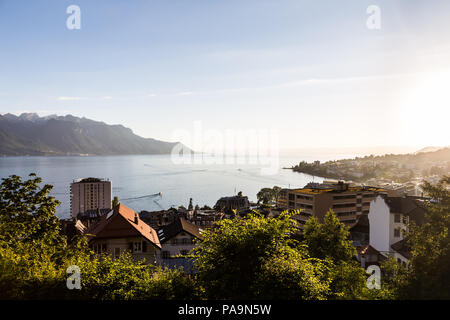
70 178 112 219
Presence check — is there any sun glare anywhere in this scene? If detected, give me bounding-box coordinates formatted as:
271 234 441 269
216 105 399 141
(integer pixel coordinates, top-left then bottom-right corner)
395 71 450 147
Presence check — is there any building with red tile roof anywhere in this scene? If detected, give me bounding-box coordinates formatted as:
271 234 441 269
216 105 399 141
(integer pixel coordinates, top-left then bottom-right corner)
86 203 161 264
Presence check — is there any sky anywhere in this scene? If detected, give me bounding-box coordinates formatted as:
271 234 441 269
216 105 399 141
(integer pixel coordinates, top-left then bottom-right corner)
0 0 449 150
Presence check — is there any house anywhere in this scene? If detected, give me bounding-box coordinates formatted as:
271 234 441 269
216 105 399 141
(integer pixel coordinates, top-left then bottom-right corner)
59 218 86 241
349 214 370 248
367 195 427 267
77 208 111 229
86 203 161 264
357 244 387 269
187 209 223 228
157 217 203 259
139 208 180 229
157 217 203 273
214 195 250 216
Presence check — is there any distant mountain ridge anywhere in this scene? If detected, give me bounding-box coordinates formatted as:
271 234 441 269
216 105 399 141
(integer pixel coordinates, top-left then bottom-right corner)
0 113 183 156
414 146 449 154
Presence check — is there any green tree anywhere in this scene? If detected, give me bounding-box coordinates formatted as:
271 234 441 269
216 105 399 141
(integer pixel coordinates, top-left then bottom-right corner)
256 186 281 205
193 211 331 299
303 210 373 299
0 173 62 245
0 174 200 300
0 174 85 299
71 251 200 300
391 176 450 299
303 210 355 262
112 196 119 208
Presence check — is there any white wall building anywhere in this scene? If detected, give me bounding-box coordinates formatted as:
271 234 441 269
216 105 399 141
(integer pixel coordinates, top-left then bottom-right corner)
368 195 426 267
70 177 112 219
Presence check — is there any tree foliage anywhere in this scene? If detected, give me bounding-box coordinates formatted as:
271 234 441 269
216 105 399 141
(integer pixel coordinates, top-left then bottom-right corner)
303 210 356 262
0 174 199 300
388 176 450 299
256 186 281 205
193 211 331 299
303 210 377 299
0 173 62 245
6 174 449 299
112 196 119 208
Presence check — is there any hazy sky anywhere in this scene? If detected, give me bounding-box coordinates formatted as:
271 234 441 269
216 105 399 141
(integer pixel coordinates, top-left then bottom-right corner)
0 0 449 149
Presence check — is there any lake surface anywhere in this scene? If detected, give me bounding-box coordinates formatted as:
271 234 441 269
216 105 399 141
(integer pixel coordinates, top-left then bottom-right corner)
0 153 357 218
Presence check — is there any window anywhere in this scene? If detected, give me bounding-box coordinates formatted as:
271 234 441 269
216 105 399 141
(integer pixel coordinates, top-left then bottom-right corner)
162 251 170 259
394 228 401 238
182 238 189 245
171 238 178 245
133 241 142 253
394 214 401 223
402 216 408 224
114 248 120 259
92 243 107 254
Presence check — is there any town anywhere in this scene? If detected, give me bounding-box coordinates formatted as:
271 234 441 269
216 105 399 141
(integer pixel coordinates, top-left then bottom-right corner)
290 147 450 196
60 173 433 273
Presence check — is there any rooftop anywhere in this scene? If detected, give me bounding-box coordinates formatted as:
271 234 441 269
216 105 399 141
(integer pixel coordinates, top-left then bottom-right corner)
86 203 161 248
283 184 386 195
385 196 427 224
391 239 411 259
157 217 203 243
73 177 110 183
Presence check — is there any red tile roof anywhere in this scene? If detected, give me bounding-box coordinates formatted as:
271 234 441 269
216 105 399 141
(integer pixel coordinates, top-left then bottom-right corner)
86 203 161 249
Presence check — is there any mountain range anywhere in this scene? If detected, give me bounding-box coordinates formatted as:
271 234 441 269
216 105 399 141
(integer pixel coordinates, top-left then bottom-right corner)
0 113 182 156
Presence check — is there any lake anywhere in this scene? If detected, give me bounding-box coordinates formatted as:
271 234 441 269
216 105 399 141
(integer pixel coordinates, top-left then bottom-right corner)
0 153 357 218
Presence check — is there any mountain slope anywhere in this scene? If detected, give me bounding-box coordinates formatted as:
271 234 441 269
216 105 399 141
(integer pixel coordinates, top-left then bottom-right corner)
0 113 183 156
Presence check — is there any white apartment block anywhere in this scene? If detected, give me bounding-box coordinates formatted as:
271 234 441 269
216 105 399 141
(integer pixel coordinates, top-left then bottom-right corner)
70 177 112 219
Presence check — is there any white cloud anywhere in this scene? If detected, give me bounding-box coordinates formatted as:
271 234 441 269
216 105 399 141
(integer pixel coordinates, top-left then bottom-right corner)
57 96 84 101
176 91 195 96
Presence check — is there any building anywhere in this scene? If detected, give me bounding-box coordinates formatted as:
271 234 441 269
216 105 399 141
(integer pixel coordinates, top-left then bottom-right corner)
186 209 223 228
59 218 86 241
86 203 161 264
70 177 112 219
77 208 111 229
358 244 387 269
367 195 427 267
157 217 203 259
214 195 250 216
277 181 387 230
139 208 180 229
157 217 203 273
349 214 370 248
